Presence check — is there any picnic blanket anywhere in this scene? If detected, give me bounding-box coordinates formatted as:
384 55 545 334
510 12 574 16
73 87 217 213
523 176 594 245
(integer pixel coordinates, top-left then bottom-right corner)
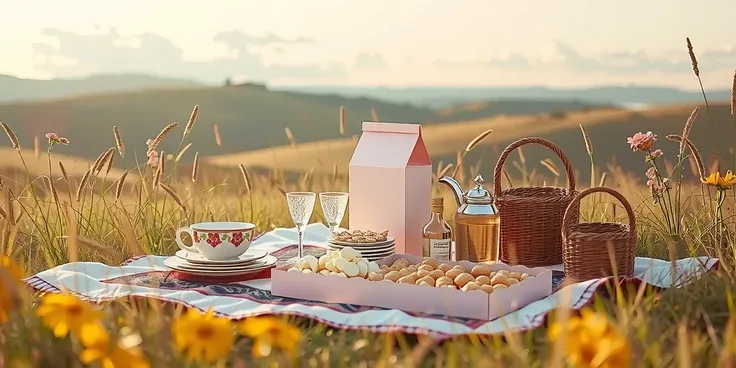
25 224 718 337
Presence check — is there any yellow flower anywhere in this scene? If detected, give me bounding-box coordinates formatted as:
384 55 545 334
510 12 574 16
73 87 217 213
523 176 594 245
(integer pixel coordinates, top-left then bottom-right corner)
172 308 234 363
702 171 736 190
238 316 302 358
0 256 25 323
547 308 631 368
79 323 150 368
36 293 102 338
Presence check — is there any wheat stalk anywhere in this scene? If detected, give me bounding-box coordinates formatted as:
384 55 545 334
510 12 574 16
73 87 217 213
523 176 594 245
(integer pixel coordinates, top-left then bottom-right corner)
339 106 346 136
0 205 6 220
33 136 40 159
1 122 19 150
115 171 129 201
58 161 69 182
105 152 115 177
285 127 297 147
175 143 193 163
238 164 252 192
213 124 222 147
731 70 736 173
153 163 162 187
598 172 608 187
113 126 125 157
679 107 700 160
6 189 15 226
158 150 166 178
667 134 706 178
0 177 4 192
76 170 92 202
97 148 115 175
731 70 736 116
183 105 199 138
465 129 493 153
540 159 560 177
331 163 338 185
159 183 187 212
438 163 453 178
191 152 200 183
579 125 593 156
503 169 514 188
370 107 380 121
686 37 699 77
149 123 178 153
43 175 60 204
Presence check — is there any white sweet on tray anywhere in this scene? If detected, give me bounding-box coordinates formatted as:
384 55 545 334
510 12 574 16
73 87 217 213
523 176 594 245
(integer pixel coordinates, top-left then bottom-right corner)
287 247 381 279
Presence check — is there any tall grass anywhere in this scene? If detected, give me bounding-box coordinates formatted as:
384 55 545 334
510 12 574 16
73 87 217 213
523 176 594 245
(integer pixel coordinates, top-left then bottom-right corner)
1 46 736 366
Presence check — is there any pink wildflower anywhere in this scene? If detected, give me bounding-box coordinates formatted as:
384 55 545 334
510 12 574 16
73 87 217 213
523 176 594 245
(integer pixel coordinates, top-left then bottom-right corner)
45 132 69 147
650 149 663 158
646 167 656 180
626 131 657 152
146 150 159 167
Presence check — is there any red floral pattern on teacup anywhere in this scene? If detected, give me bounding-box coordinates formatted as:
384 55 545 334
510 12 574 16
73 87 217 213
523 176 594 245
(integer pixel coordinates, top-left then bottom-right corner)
193 231 200 243
206 233 222 247
231 232 244 247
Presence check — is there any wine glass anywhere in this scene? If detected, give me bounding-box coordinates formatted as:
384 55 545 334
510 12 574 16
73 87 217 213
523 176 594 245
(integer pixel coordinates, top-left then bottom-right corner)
319 192 349 234
286 192 316 260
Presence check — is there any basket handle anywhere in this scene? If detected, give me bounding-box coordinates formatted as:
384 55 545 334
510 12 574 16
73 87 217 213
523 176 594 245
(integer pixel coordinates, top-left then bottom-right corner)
561 186 636 239
493 137 576 196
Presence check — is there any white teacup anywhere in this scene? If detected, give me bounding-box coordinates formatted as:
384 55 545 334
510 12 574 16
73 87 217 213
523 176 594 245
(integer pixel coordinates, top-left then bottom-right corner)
175 222 256 260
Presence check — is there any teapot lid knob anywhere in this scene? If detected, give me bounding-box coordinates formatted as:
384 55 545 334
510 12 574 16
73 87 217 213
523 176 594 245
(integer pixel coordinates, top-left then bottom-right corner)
464 175 492 203
474 175 484 187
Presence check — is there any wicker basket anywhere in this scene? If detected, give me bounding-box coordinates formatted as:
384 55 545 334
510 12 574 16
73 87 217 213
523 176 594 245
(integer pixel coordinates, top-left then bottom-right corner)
562 187 636 281
493 137 579 267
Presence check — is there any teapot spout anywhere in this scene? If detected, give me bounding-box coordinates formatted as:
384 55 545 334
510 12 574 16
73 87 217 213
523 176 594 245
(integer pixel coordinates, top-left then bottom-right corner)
438 176 464 208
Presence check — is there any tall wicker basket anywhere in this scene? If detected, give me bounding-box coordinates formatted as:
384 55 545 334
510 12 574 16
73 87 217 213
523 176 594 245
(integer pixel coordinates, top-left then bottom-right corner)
493 137 579 267
562 187 636 281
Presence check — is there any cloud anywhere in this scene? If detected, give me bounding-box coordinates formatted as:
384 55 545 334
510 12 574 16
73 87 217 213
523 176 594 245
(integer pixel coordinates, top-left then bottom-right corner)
354 52 387 69
32 28 344 82
438 40 736 75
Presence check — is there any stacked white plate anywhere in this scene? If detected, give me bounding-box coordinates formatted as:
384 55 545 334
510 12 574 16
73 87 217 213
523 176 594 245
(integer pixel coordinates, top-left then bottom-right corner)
163 250 276 277
327 236 396 261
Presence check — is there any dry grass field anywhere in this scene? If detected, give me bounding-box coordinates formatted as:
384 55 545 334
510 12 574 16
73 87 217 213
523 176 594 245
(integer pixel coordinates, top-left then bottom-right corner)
1 63 736 366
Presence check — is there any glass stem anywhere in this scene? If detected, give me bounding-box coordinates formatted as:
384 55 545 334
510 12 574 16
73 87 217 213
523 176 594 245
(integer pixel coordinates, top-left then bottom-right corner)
298 229 305 258
329 224 339 234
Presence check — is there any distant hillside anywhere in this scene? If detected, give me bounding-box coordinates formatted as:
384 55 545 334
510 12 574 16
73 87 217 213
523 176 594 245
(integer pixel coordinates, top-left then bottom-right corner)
207 102 731 185
0 74 200 103
280 85 730 108
0 84 604 162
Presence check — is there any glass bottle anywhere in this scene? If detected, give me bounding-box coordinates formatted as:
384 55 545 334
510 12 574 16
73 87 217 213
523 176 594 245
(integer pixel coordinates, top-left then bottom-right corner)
422 197 452 260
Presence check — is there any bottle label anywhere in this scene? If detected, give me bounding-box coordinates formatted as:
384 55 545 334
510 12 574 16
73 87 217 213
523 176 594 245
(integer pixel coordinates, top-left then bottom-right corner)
423 238 451 260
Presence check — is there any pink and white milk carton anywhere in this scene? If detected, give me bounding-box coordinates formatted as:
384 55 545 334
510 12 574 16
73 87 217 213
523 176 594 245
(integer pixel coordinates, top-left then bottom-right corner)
348 122 432 256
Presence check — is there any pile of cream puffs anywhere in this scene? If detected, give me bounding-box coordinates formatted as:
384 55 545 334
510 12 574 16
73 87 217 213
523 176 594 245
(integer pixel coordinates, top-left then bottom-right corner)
288 248 533 293
288 247 381 278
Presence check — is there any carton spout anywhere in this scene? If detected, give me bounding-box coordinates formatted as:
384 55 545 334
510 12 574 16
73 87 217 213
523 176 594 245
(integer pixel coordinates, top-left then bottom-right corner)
438 176 464 208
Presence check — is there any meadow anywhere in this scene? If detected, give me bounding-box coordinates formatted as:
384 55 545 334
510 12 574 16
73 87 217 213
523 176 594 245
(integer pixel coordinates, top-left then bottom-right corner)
1 47 736 367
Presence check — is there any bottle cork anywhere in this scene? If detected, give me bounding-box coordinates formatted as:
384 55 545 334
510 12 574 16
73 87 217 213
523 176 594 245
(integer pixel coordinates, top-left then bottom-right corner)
431 197 443 213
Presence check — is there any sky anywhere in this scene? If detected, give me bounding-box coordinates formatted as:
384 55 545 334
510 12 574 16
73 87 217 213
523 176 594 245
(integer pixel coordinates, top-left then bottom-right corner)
1 0 735 88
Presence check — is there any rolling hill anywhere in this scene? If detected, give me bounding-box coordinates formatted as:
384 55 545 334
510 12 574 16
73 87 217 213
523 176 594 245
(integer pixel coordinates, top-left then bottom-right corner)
0 84 604 163
280 85 732 108
0 74 200 103
206 102 732 186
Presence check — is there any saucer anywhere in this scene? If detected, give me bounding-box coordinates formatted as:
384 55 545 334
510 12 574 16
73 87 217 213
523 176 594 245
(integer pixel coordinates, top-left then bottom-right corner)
164 255 277 275
175 250 268 265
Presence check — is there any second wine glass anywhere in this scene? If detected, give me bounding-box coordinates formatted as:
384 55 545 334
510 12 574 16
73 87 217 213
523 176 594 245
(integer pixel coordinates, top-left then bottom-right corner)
319 192 349 233
286 192 316 261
